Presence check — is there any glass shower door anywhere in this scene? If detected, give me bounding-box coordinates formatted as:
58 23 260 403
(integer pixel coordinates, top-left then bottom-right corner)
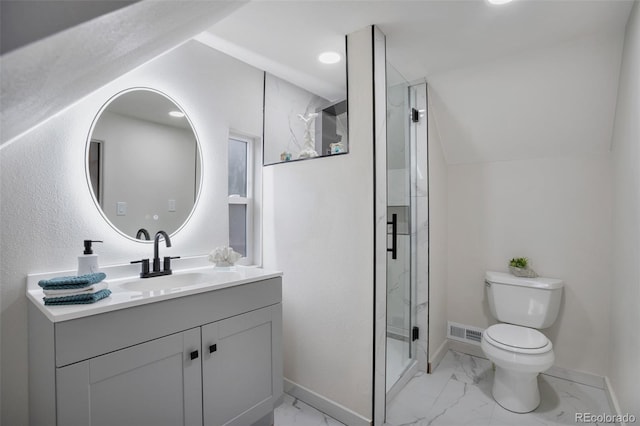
386 62 416 392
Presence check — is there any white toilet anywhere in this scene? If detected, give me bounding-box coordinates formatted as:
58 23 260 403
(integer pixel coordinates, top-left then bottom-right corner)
481 271 563 413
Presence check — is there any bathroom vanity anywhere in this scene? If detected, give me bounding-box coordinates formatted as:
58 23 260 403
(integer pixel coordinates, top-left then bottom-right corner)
27 265 283 426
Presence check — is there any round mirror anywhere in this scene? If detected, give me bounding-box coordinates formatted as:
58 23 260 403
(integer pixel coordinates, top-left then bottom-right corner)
86 88 202 241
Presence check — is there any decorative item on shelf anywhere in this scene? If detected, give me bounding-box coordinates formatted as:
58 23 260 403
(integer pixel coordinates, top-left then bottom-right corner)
209 246 242 268
280 151 292 162
509 257 538 278
297 112 319 159
329 141 345 154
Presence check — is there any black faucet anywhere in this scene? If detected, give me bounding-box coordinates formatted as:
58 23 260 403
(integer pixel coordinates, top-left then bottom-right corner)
136 228 150 240
131 230 180 278
153 231 170 273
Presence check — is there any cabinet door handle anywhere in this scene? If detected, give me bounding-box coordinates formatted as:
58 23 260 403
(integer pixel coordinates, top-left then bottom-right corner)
190 350 199 360
209 344 217 353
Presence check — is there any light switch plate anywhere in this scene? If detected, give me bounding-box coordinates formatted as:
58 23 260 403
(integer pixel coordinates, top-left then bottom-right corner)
116 202 127 216
168 199 176 212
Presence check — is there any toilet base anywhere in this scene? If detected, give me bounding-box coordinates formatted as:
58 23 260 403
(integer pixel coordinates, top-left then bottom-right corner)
492 367 540 413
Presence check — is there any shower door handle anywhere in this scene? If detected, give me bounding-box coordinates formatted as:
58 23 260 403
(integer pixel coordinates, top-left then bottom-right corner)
387 213 398 260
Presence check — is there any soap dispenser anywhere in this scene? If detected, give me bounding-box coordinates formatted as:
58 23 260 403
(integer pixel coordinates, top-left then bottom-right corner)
78 240 103 276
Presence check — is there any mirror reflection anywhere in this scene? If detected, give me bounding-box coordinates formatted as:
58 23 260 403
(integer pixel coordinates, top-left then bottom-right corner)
87 88 201 240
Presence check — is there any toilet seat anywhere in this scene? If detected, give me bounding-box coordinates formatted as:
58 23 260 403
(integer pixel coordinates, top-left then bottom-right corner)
483 324 552 355
481 325 555 413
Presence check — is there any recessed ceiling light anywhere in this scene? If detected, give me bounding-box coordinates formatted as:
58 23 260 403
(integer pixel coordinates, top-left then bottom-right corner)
318 51 341 64
487 0 513 4
169 110 185 118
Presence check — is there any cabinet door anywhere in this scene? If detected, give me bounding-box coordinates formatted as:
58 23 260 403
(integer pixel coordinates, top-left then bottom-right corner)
202 304 282 426
56 328 202 426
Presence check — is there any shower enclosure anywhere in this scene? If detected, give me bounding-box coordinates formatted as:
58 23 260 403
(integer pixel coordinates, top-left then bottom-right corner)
385 63 426 399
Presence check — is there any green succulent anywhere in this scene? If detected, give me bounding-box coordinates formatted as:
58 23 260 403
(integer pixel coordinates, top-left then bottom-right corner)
509 257 529 268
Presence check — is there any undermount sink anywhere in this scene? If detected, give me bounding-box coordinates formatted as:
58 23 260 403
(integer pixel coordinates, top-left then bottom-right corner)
120 270 243 292
121 272 211 292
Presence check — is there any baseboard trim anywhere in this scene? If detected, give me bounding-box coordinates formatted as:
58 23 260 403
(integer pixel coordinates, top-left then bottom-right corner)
545 365 605 389
447 339 485 359
447 339 607 389
428 339 449 373
604 376 628 426
283 378 371 426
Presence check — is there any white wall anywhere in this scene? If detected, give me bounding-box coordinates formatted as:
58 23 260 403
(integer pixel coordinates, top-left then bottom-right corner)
428 26 627 380
447 155 612 376
609 0 640 417
427 90 448 366
428 29 625 165
0 40 264 425
262 27 375 421
262 154 373 419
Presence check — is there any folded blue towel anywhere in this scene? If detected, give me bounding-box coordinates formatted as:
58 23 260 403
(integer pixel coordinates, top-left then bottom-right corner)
43 289 112 306
38 272 106 290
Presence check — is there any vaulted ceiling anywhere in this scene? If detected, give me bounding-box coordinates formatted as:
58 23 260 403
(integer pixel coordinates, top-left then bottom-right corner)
0 1 247 147
205 0 632 92
203 0 634 164
1 0 634 164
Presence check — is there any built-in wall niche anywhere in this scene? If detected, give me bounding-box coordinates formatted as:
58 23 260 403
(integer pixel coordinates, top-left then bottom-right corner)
263 72 348 165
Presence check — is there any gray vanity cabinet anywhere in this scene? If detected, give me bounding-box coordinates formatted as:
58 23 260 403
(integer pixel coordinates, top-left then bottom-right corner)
202 305 280 426
29 277 283 426
56 328 203 426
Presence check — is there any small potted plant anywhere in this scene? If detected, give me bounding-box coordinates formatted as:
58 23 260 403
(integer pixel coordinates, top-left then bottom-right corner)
509 257 538 278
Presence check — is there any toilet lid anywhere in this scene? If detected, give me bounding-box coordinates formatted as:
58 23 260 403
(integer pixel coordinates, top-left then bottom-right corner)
485 324 549 350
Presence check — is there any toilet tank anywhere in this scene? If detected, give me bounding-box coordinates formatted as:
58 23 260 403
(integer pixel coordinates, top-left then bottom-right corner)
485 271 563 329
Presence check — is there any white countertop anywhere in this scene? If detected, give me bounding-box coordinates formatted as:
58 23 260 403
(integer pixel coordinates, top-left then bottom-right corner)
27 261 282 323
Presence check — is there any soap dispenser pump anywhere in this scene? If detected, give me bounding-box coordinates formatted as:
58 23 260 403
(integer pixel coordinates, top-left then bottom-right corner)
77 240 103 276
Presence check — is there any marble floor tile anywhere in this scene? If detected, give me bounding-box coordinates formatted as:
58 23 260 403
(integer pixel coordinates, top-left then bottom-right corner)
275 393 345 426
275 350 613 426
385 351 495 426
385 371 444 422
386 350 614 426
421 378 496 426
490 374 614 426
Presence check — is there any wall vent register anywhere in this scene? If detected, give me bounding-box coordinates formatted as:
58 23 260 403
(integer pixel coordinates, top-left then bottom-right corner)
448 321 484 345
